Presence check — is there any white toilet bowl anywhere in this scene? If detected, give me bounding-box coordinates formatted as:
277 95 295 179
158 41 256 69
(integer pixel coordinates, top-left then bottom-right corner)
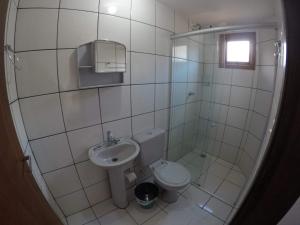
133 128 191 203
150 160 191 203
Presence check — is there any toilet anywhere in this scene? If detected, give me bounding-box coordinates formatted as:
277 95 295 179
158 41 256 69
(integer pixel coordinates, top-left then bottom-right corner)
134 128 191 203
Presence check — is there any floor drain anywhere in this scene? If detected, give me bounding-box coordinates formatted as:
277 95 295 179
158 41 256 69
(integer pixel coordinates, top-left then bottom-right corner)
200 153 207 158
112 158 118 162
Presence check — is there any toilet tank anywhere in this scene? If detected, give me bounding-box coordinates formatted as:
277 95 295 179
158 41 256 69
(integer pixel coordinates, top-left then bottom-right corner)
133 128 166 167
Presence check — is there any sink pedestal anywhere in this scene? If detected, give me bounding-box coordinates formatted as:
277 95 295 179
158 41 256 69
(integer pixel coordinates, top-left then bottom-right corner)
88 138 140 208
108 166 129 208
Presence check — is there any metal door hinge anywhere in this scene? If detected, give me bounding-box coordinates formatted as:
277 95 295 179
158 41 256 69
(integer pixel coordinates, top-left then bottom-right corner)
274 40 282 57
22 155 32 172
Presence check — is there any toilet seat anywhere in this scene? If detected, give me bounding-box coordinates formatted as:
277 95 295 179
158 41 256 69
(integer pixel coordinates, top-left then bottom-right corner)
151 160 191 190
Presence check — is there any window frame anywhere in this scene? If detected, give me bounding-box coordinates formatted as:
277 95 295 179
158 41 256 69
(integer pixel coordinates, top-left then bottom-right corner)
219 32 256 70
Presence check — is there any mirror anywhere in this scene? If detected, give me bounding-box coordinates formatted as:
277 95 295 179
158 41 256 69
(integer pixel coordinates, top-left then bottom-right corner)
95 40 126 73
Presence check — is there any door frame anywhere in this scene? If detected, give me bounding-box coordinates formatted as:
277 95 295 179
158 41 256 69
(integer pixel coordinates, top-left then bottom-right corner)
0 0 62 224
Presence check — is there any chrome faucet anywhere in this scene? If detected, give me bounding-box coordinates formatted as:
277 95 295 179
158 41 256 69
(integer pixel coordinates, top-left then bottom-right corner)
106 131 120 146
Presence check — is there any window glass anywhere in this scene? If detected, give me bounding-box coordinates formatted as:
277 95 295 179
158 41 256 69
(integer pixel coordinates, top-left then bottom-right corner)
227 41 250 62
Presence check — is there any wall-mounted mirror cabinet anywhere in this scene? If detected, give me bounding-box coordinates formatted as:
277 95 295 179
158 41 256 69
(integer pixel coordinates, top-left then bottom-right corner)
95 40 126 73
77 40 126 89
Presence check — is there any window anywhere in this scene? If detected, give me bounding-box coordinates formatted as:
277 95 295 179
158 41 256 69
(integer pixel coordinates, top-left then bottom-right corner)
219 32 256 70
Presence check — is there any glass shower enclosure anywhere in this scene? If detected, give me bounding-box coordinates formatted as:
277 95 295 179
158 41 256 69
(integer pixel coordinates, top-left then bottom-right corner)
168 25 279 207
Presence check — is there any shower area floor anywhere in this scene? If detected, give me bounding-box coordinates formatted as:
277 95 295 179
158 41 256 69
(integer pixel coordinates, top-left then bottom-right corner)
176 150 246 207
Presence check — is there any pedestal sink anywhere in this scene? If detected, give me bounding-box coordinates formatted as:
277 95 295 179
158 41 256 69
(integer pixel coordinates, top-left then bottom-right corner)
88 138 140 208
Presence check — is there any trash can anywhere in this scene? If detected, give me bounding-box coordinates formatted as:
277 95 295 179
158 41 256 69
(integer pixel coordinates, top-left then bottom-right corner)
134 182 159 209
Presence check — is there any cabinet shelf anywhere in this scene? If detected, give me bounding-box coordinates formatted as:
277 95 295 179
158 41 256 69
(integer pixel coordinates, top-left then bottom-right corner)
77 40 126 89
79 65 93 69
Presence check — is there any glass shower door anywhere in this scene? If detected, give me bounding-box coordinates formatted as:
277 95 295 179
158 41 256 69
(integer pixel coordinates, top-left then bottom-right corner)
168 34 215 183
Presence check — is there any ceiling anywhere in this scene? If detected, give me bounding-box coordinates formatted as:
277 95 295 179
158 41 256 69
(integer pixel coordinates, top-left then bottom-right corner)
160 0 279 26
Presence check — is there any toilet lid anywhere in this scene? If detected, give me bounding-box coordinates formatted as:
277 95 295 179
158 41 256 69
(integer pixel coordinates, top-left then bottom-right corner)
153 161 190 186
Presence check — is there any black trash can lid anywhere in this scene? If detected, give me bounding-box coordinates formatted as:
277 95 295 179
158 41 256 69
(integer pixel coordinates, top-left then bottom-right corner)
135 182 159 201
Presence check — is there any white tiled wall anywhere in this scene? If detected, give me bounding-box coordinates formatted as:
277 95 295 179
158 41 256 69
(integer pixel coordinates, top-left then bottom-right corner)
189 28 277 178
6 0 190 222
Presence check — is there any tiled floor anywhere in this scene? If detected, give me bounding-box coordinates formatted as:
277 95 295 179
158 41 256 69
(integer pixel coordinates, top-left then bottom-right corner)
178 151 246 206
67 185 233 225
66 152 246 225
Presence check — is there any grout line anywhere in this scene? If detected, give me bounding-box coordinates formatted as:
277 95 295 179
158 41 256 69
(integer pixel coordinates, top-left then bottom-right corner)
129 0 134 138
28 108 171 143
125 208 139 225
181 181 232 223
139 207 163 225
53 1 72 220
82 218 99 225
56 1 96 218
53 187 85 200
93 207 119 220
153 0 157 131
28 144 68 218
23 0 69 220
54 178 109 200
201 196 231 223
97 88 105 144
192 173 236 208
17 85 273 107
18 6 174 31
65 199 110 221
65 195 113 219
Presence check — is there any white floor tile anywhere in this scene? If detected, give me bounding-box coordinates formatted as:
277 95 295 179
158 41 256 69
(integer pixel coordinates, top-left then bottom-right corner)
165 197 202 224
92 198 117 218
215 181 241 205
203 197 232 221
226 208 237 223
165 196 223 225
143 210 189 225
99 209 137 225
190 155 206 168
207 162 231 179
85 219 101 225
226 170 246 187
182 186 210 207
67 208 96 225
180 152 198 163
157 197 169 209
232 165 242 173
197 173 223 193
176 158 187 166
188 209 224 225
178 184 191 194
126 200 161 224
142 211 169 225
215 158 234 169
184 164 202 181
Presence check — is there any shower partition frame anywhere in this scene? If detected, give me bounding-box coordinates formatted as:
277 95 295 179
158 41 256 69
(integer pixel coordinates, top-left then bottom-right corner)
171 23 278 40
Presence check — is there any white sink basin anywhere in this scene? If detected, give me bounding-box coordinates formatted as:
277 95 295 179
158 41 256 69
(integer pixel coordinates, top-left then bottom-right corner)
88 138 140 169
